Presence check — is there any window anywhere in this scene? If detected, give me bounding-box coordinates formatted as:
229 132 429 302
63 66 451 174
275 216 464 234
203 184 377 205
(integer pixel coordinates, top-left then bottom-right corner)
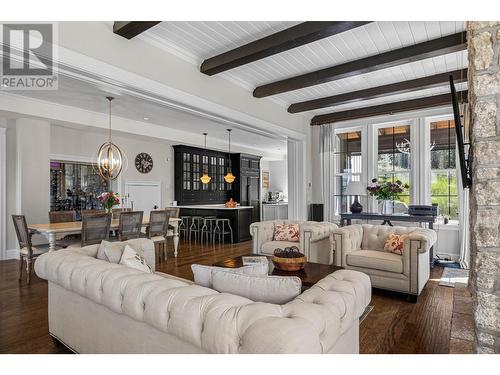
430 119 458 219
334 131 362 215
377 125 411 208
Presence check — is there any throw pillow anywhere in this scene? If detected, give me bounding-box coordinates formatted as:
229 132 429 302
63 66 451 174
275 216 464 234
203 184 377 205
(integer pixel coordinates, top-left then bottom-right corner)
119 245 152 273
191 262 269 288
384 234 407 255
211 269 301 304
273 223 300 242
97 240 126 263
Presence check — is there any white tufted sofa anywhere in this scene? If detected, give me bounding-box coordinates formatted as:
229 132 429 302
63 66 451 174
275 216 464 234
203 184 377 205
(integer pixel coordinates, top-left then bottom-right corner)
34 244 371 354
331 224 437 298
250 220 338 264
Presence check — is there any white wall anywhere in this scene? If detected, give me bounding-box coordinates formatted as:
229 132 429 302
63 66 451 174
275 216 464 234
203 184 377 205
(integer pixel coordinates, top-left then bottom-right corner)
268 160 288 198
51 124 176 207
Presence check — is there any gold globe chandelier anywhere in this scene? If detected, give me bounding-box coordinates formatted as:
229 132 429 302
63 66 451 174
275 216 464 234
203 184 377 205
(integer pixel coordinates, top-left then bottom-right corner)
200 132 211 184
224 129 236 184
96 97 123 181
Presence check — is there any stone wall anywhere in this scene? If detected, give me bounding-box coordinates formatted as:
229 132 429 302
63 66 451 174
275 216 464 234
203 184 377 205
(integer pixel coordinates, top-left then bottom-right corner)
468 21 500 354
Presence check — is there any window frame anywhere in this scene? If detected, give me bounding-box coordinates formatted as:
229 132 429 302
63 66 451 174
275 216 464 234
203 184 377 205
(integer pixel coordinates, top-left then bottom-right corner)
332 125 367 216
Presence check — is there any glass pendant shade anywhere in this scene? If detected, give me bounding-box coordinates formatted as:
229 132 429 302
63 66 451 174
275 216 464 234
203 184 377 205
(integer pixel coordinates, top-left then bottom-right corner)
200 173 211 184
224 170 235 184
200 132 211 184
224 129 236 184
97 97 123 181
97 141 123 180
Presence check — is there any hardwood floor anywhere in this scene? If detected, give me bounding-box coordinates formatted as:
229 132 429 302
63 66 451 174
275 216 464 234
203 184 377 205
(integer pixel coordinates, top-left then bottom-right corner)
0 239 475 354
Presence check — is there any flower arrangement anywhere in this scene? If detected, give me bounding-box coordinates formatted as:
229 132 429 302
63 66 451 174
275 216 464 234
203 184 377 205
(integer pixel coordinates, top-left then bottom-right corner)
98 192 120 213
367 178 409 201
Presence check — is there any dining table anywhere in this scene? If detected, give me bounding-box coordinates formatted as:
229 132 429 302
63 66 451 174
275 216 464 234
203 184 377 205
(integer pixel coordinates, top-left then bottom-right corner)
28 218 181 257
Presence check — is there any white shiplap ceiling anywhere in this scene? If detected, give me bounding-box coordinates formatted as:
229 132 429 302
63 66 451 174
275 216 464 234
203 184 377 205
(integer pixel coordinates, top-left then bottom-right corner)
141 21 467 117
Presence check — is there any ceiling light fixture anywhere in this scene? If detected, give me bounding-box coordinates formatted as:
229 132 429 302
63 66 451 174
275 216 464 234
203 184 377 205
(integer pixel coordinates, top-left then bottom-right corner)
200 132 211 184
96 96 123 181
224 129 236 184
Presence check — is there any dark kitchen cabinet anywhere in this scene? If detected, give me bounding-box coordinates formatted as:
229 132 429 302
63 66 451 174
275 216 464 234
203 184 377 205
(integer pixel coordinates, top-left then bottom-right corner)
173 145 232 205
231 153 261 223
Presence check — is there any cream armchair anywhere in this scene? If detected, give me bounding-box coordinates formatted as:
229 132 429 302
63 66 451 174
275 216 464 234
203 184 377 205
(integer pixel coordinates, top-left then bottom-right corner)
250 220 338 264
330 224 437 298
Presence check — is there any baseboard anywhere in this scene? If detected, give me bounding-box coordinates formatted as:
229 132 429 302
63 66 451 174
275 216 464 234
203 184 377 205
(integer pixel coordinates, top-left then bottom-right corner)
5 249 19 260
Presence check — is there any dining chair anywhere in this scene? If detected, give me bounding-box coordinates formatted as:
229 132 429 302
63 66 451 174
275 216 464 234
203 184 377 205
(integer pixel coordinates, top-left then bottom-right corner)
81 209 105 218
12 215 49 284
112 208 132 220
147 210 171 263
118 211 144 241
49 210 76 223
48 210 80 248
81 213 111 246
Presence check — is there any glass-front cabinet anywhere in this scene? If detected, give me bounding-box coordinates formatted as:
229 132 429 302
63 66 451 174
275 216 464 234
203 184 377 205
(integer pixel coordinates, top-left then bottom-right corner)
174 145 233 205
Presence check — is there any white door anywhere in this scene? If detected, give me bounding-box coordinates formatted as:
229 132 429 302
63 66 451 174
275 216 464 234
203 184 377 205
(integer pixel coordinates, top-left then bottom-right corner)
125 181 161 218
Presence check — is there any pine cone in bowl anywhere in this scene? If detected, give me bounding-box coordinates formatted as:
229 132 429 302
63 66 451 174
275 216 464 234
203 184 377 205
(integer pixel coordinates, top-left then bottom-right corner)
271 246 307 271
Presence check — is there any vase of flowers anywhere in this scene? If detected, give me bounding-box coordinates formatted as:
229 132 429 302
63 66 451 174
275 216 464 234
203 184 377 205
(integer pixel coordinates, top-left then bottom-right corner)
366 178 409 215
98 192 120 214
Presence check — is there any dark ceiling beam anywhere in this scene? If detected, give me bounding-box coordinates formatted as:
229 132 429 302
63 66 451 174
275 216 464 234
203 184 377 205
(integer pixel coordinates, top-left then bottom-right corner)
310 90 468 126
113 21 161 39
254 31 467 98
289 68 468 113
200 21 372 76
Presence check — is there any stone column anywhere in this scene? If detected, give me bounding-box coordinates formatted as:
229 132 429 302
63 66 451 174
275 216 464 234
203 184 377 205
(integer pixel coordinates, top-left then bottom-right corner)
468 21 500 354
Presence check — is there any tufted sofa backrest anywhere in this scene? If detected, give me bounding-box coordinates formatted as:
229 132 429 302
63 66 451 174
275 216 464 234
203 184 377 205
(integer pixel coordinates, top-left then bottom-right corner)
361 224 425 251
35 249 371 354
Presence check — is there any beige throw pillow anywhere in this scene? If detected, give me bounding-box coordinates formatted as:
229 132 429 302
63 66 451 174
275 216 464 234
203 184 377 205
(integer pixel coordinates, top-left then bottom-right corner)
211 269 302 304
191 263 269 288
97 240 126 263
119 245 152 273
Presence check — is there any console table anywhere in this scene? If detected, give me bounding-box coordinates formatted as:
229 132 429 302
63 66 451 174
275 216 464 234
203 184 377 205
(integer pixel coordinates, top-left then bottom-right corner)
340 212 435 229
340 212 436 267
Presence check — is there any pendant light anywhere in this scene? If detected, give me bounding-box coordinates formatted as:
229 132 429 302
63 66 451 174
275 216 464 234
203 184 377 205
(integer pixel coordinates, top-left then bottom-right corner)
200 133 212 184
96 97 123 181
224 129 236 184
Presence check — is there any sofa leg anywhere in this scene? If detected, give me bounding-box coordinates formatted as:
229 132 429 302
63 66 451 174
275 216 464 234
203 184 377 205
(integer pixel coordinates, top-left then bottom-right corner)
407 294 418 303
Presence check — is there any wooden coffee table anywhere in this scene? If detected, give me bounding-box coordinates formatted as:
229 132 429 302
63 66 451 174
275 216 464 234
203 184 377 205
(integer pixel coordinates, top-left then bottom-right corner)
213 254 343 291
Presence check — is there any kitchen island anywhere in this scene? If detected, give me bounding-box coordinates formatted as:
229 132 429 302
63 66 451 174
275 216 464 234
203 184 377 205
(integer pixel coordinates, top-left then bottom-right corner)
168 204 254 242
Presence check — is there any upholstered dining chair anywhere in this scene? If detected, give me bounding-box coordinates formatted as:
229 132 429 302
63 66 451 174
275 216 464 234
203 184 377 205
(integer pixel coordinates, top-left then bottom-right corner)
118 211 144 241
48 210 80 248
81 213 111 246
12 215 50 284
147 210 171 263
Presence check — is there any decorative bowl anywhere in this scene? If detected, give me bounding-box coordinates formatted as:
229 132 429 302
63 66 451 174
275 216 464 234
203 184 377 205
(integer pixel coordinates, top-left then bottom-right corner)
271 246 307 271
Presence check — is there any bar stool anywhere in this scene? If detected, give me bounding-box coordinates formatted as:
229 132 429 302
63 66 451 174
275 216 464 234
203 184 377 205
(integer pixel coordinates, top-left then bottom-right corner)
179 216 190 238
213 218 234 245
200 217 218 244
189 216 204 242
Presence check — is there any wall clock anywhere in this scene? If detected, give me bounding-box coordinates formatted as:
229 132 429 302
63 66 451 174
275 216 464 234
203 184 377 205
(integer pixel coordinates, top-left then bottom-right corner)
135 153 153 174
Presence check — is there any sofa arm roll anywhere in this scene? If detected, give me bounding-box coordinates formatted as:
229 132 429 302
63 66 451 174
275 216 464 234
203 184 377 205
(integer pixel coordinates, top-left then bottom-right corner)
404 228 437 254
301 222 338 243
330 225 363 266
250 221 278 254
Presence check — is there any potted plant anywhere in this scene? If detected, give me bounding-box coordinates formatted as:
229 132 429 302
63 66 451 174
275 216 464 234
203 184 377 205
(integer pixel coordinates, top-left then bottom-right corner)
98 192 120 214
367 177 409 215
